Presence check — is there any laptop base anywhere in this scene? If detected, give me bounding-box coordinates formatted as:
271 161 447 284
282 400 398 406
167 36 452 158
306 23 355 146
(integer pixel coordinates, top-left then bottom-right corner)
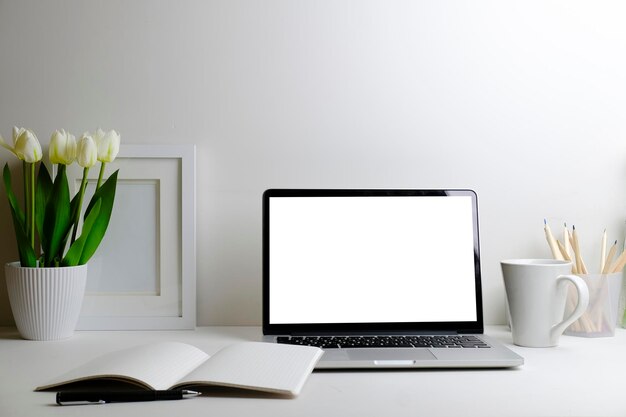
263 334 523 369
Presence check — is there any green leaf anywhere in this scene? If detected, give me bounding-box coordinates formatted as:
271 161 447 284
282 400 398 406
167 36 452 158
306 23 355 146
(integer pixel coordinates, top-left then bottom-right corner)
9 212 37 267
3 164 25 226
76 170 118 264
84 170 118 219
35 163 53 250
69 191 80 228
3 164 36 267
62 199 101 267
42 165 72 266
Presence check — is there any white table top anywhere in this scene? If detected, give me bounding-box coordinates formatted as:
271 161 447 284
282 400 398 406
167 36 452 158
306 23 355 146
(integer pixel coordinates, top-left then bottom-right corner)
0 325 623 417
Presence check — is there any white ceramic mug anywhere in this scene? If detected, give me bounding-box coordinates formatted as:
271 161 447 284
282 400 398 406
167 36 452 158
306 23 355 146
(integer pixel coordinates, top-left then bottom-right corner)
501 259 590 347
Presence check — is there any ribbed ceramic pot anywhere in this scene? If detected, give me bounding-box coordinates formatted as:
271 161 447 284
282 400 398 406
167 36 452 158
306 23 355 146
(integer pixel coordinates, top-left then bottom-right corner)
5 262 87 341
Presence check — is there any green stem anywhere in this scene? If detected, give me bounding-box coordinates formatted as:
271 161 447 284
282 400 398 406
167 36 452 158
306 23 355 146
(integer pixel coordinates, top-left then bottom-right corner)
96 162 106 189
23 161 29 240
70 167 89 245
30 162 35 254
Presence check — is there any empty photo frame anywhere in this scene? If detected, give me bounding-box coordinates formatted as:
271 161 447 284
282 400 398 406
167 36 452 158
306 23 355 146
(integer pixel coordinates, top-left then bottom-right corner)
66 145 196 330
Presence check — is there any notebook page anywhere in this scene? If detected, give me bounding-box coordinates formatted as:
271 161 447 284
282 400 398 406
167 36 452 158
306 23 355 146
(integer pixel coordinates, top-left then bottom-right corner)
37 342 209 391
175 342 323 396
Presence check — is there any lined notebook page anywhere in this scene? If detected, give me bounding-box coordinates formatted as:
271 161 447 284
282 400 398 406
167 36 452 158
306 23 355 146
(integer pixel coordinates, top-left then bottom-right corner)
37 342 209 391
176 342 323 396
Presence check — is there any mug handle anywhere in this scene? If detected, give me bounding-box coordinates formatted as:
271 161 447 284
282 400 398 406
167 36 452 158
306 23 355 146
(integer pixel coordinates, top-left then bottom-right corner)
551 274 590 339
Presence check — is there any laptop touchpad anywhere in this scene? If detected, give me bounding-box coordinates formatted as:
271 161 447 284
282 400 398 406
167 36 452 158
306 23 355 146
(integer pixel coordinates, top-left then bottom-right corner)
347 348 436 361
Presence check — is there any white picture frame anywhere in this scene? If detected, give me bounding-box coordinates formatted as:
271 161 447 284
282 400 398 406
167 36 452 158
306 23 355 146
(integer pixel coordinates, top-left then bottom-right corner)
65 144 196 330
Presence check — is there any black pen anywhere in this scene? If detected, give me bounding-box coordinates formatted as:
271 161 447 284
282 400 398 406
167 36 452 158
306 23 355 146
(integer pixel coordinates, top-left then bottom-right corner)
56 389 201 405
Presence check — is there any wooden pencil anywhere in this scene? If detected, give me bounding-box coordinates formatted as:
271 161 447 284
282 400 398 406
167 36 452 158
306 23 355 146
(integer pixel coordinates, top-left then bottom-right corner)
544 220 564 260
564 223 572 259
601 240 618 274
557 240 578 273
572 225 588 274
609 248 626 273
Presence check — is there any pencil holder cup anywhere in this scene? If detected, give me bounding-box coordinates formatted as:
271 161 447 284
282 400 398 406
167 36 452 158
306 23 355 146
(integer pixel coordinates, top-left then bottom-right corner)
565 273 623 337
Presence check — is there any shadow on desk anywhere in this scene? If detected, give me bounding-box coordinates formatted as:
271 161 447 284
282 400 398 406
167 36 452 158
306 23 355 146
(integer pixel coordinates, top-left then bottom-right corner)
38 380 292 400
0 328 22 340
314 367 522 374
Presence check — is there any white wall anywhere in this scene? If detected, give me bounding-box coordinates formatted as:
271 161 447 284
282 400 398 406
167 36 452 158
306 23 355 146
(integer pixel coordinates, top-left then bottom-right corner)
1 0 626 326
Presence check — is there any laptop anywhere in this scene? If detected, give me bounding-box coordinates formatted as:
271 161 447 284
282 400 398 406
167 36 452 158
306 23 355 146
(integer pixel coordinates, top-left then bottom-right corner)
262 189 523 369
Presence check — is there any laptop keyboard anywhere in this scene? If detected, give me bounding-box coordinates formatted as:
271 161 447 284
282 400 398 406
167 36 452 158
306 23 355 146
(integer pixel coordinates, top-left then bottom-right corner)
276 335 490 349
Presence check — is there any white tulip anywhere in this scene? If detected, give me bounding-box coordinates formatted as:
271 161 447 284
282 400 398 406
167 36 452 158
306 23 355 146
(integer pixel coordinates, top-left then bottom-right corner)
76 134 98 168
13 127 42 163
49 129 77 165
96 129 120 163
92 128 106 142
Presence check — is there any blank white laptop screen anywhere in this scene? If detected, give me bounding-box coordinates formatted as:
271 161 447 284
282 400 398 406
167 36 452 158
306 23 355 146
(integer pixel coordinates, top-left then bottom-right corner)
269 195 478 325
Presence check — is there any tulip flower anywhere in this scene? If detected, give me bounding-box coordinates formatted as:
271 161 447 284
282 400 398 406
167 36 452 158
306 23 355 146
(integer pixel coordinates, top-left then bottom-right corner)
14 128 43 163
76 134 98 168
0 127 42 163
92 128 106 142
49 129 77 165
96 130 120 163
93 129 121 189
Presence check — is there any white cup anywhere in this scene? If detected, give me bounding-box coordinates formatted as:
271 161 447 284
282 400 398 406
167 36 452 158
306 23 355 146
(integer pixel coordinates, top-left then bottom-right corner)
501 259 590 347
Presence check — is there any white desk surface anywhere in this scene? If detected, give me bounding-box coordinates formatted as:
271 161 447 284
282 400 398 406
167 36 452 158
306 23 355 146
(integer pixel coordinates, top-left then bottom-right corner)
0 325 622 417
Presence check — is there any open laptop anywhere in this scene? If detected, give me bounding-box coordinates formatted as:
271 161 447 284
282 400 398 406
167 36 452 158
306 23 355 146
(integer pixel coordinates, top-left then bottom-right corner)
262 189 523 369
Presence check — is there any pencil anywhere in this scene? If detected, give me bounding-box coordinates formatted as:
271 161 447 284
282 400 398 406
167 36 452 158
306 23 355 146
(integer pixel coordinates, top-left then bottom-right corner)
544 219 564 260
557 240 578 273
572 225 588 274
610 248 626 273
601 240 618 274
564 223 572 259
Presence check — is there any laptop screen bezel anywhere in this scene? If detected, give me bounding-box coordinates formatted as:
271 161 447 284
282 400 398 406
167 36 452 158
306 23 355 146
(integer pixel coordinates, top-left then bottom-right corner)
262 189 484 335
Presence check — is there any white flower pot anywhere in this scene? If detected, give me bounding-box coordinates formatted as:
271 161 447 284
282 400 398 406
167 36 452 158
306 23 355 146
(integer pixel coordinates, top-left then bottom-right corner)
5 262 87 341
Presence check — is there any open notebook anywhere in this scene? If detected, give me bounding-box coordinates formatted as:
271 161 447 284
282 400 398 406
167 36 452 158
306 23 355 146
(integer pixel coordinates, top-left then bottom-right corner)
37 342 323 397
